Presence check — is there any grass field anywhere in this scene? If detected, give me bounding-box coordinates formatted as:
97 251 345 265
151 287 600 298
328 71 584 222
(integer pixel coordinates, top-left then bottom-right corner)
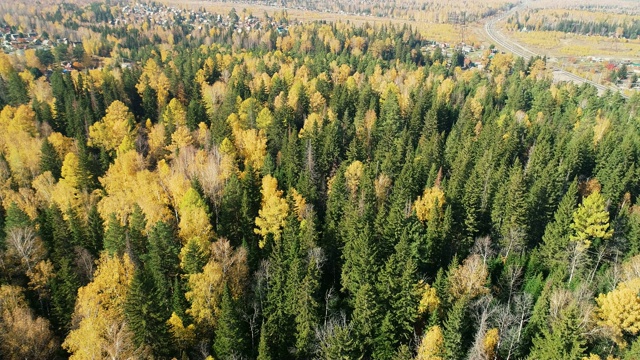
509 30 640 59
527 0 640 13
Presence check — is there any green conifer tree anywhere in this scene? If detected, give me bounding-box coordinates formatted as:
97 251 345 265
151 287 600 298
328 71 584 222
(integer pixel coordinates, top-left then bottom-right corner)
127 205 147 263
213 284 246 359
40 139 63 179
125 266 172 357
528 304 586 360
86 204 104 256
50 257 80 332
257 322 272 360
7 70 29 105
443 298 468 360
294 252 321 357
5 202 31 231
104 213 126 256
142 83 158 123
539 180 578 274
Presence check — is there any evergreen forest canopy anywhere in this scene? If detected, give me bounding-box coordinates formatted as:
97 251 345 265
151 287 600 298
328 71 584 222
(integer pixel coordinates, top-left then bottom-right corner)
2 9 640 360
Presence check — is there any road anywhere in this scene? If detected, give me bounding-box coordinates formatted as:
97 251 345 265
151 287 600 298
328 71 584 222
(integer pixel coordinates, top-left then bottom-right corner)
483 1 629 99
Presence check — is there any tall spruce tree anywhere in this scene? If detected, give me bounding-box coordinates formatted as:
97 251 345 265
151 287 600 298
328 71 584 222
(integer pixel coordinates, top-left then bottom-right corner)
539 180 579 275
213 284 246 359
443 298 469 360
40 139 63 179
125 265 172 357
528 304 586 360
103 213 126 256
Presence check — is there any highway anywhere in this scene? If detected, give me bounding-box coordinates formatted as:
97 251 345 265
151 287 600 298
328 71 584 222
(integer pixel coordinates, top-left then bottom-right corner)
483 1 629 99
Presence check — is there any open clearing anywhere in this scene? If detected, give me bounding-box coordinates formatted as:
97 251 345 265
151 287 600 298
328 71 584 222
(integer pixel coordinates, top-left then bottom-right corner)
506 30 640 60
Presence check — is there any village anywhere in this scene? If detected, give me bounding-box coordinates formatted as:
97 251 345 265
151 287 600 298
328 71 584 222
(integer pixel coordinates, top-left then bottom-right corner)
1 25 44 52
119 3 291 34
1 2 638 92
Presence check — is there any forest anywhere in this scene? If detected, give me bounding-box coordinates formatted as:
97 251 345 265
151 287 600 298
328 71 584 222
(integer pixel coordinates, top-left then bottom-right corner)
507 15 640 39
2 2 640 360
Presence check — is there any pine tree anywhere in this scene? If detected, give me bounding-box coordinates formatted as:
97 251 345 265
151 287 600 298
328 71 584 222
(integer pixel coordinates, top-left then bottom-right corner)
211 90 236 145
539 180 578 274
127 205 147 263
142 82 158 123
240 167 261 252
213 284 246 359
7 70 29 105
294 251 322 357
257 322 272 360
341 220 378 297
181 237 208 275
146 221 180 283
528 304 586 360
218 173 244 243
373 314 397 360
50 257 80 332
376 235 419 353
86 204 104 256
415 204 451 273
596 133 637 204
378 191 405 261
496 161 529 257
76 142 97 190
125 266 172 357
33 98 54 127
39 204 81 333
5 202 31 231
318 320 357 359
276 130 301 191
443 298 468 360
351 282 379 358
262 237 296 358
171 276 188 318
66 207 87 249
323 168 348 286
624 338 640 360
0 77 7 109
186 98 207 130
103 213 126 256
375 90 402 154
318 113 344 178
521 276 553 351
41 205 68 264
430 267 449 324
462 150 495 244
40 139 62 179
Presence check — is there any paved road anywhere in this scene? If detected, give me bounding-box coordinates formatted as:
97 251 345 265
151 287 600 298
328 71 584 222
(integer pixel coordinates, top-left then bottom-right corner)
483 1 629 99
